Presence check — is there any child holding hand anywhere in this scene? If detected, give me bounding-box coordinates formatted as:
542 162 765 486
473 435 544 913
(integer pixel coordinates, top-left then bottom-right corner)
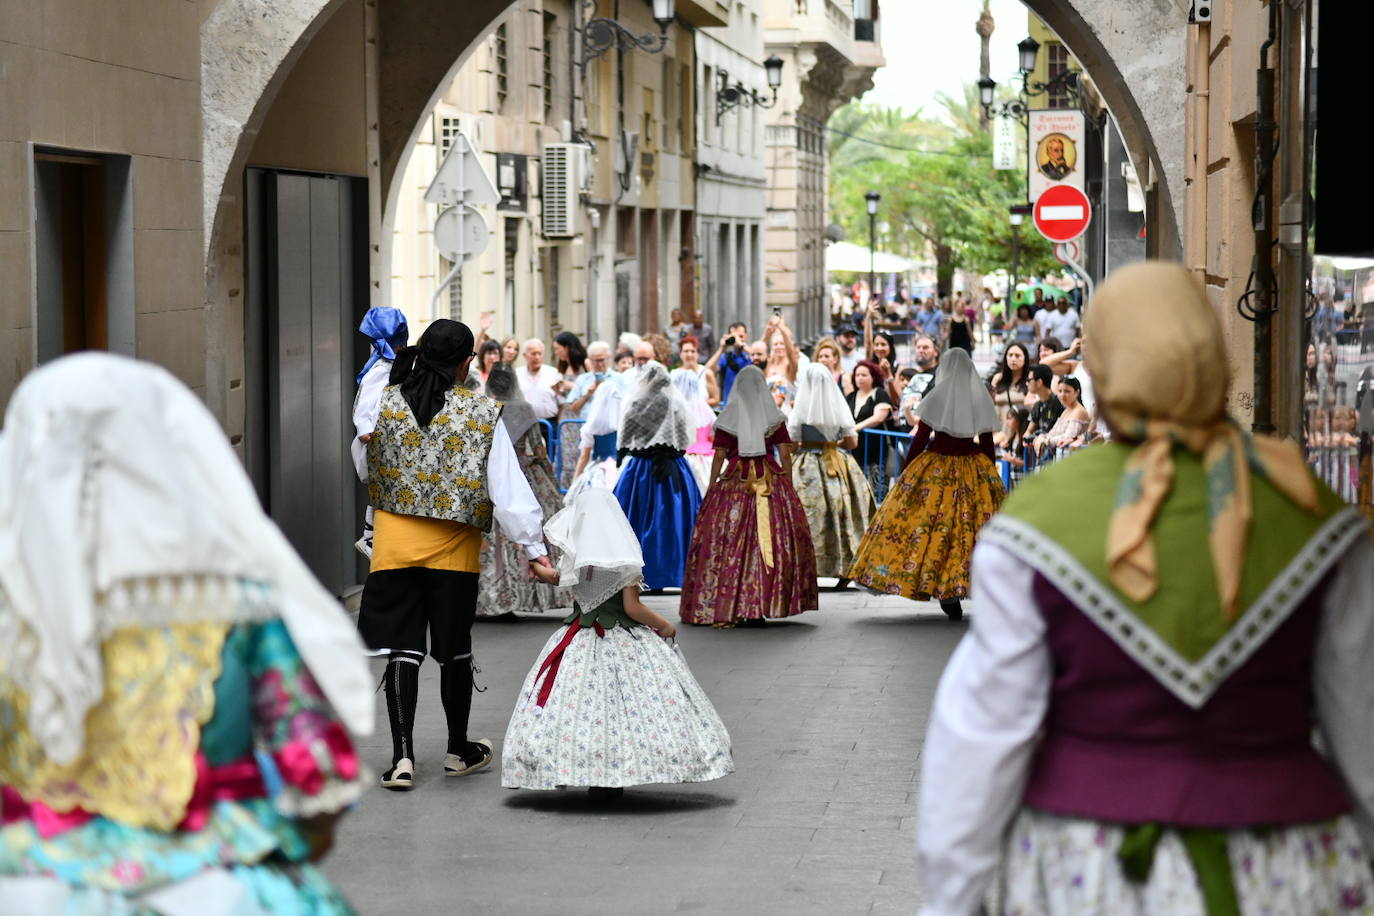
501 489 733 794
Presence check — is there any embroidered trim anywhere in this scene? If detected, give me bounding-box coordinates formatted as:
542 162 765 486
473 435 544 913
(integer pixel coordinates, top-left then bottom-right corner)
981 508 1370 709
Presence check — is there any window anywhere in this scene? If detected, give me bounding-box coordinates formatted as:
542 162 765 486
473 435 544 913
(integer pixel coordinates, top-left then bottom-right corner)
702 65 713 145
543 13 556 121
586 56 605 136
642 87 657 151
438 256 462 319
662 58 676 152
680 63 692 149
1047 43 1072 108
33 148 134 361
495 24 509 109
439 116 462 157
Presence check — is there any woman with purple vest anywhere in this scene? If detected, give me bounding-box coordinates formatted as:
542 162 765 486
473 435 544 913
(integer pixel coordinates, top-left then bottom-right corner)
915 262 1374 915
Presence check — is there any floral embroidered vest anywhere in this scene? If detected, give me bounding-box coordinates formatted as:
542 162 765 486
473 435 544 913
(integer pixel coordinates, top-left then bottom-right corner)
367 386 502 531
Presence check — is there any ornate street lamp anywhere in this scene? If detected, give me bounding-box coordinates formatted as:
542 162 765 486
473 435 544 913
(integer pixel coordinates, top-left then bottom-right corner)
865 191 881 308
580 0 676 72
978 34 1080 125
715 54 785 124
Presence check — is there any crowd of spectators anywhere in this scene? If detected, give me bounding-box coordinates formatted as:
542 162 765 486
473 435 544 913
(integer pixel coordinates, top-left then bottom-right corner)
464 283 1095 490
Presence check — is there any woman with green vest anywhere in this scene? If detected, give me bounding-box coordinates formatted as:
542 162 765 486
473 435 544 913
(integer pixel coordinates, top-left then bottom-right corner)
914 262 1374 915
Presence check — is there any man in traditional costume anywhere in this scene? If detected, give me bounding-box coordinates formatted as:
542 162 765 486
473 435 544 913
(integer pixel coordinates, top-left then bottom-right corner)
915 262 1374 914
357 319 550 791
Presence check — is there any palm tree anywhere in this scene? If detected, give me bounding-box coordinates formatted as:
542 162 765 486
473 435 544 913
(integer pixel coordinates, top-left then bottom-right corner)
976 1 995 130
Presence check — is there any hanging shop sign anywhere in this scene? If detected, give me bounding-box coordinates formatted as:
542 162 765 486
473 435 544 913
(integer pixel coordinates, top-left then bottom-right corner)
993 115 1017 170
1027 108 1085 202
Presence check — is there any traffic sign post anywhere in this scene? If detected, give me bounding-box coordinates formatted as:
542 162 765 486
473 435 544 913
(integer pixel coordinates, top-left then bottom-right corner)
1032 183 1092 243
425 131 500 313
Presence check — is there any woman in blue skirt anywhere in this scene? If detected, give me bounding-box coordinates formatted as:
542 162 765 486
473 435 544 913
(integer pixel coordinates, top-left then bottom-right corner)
613 362 702 589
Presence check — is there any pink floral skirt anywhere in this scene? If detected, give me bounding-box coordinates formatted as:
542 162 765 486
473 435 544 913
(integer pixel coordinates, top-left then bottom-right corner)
678 465 818 625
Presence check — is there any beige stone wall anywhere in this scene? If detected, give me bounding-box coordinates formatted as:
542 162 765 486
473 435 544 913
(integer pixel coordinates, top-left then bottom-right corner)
0 0 205 411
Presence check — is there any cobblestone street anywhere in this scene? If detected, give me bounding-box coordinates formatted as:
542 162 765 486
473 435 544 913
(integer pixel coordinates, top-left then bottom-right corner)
325 589 964 914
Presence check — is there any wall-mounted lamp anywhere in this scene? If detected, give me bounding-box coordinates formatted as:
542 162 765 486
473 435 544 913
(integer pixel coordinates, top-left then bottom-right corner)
580 0 676 72
977 34 1080 125
715 54 784 124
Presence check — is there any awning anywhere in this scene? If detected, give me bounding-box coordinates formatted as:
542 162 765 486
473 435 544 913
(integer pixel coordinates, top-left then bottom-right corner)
826 240 914 274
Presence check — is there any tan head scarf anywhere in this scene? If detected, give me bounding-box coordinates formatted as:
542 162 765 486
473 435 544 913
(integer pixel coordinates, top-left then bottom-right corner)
1084 261 1318 619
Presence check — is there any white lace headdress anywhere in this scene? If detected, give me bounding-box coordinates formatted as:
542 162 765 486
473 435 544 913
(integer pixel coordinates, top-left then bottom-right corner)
618 363 693 452
713 365 786 457
912 347 1001 438
670 367 716 429
788 362 856 443
0 354 374 764
543 488 644 611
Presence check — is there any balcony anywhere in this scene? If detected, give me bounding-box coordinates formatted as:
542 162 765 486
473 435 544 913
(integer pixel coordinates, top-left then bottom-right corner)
676 0 729 28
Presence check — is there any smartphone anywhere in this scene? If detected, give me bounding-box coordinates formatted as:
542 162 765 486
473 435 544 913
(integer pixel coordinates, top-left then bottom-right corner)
594 372 608 381
772 306 782 319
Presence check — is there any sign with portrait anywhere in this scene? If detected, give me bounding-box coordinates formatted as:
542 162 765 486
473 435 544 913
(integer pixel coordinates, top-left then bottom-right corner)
1027 109 1085 202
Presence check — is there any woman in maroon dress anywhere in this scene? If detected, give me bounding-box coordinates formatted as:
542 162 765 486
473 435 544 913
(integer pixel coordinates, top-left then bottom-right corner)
679 366 819 627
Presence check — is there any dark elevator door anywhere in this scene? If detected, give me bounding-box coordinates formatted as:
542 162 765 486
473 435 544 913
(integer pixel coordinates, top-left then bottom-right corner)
244 169 369 596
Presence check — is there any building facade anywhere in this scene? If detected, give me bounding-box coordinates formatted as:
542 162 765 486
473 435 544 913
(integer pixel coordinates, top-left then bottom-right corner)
694 2 769 335
762 0 884 340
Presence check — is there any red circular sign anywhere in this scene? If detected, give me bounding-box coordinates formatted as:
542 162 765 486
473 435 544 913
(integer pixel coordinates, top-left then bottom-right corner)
1033 184 1092 243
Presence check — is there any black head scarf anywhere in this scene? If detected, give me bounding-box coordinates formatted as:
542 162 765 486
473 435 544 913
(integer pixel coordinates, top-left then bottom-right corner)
389 319 474 426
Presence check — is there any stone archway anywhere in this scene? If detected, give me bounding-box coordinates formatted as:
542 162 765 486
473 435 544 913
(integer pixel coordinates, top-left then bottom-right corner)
199 0 516 429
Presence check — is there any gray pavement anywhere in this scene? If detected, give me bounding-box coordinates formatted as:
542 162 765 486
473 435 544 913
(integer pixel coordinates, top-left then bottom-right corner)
324 587 964 915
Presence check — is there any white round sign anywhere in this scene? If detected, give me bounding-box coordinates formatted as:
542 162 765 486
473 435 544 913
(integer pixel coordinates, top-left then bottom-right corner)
433 204 490 263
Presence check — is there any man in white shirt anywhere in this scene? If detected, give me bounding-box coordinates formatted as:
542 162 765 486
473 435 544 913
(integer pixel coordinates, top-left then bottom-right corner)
1039 298 1082 344
836 325 865 375
518 338 562 419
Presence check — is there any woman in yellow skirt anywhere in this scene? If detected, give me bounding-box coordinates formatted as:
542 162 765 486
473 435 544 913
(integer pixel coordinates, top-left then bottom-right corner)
848 348 1005 620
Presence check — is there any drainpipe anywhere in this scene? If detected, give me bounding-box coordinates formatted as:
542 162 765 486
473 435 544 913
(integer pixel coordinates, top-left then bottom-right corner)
1246 1 1280 435
1187 16 1210 286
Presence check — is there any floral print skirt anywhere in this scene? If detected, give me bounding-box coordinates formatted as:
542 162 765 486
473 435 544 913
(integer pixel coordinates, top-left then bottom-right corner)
847 451 1004 601
678 467 818 625
478 449 569 616
792 448 877 579
0 861 354 916
501 625 734 790
1001 808 1374 915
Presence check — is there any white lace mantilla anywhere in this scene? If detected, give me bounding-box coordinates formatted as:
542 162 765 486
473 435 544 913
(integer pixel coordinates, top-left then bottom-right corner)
980 507 1370 709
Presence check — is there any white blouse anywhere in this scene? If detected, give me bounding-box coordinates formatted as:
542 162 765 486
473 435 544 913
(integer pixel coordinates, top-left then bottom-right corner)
915 536 1374 916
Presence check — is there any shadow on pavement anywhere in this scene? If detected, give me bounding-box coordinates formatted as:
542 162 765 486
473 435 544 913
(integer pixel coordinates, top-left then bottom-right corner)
852 615 969 628
501 788 738 816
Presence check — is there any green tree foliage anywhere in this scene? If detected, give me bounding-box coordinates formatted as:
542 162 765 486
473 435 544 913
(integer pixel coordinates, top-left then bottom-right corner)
829 90 1060 295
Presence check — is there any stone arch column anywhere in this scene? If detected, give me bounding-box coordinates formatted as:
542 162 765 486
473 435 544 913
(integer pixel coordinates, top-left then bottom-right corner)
199 0 514 427
1024 0 1188 259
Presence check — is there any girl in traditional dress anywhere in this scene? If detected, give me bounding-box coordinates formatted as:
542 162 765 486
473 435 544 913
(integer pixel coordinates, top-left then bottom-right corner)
679 366 818 627
672 365 717 493
503 489 734 795
477 363 568 618
848 348 1005 621
916 262 1374 916
613 363 703 590
0 354 373 914
789 362 877 586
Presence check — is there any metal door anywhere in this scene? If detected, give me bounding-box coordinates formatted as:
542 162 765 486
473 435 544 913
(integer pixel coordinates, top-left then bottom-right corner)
244 169 369 595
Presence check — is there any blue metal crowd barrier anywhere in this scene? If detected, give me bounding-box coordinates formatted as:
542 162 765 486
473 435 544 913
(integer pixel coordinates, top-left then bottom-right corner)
859 429 911 502
538 419 558 474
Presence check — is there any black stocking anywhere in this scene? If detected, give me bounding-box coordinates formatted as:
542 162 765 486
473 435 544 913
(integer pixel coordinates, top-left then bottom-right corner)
384 656 420 765
440 656 478 757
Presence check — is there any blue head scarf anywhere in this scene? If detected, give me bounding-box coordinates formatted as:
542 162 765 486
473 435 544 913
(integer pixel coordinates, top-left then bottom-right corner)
356 307 409 384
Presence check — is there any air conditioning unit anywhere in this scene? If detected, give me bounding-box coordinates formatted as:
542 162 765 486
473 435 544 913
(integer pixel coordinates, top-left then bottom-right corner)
541 143 582 238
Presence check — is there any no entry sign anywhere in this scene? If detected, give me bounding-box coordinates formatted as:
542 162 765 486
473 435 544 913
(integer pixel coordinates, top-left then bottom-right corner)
1033 184 1092 243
